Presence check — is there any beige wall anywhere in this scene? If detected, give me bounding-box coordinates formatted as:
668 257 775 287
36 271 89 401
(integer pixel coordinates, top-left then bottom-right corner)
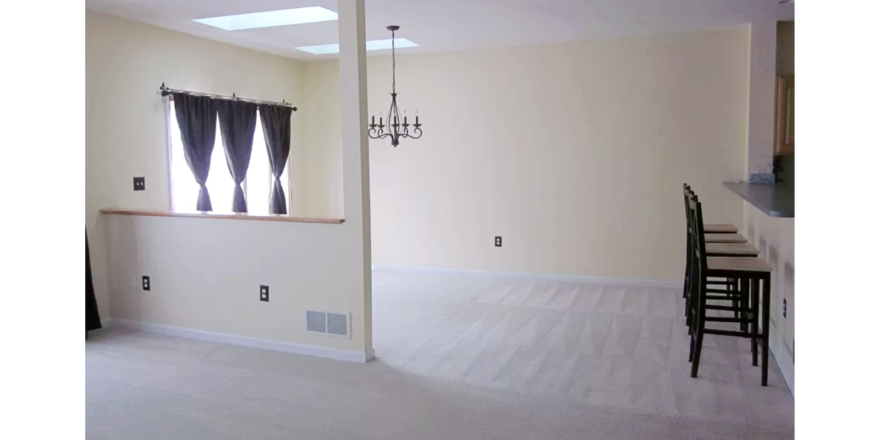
87 11 372 357
746 22 777 177
300 27 750 282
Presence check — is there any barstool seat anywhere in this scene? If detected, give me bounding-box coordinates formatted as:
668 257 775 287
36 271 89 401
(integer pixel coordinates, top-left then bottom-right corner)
707 256 773 273
706 243 759 256
704 223 738 234
705 233 747 244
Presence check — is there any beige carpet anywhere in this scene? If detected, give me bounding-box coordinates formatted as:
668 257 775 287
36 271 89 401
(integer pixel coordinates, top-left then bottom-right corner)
87 271 794 439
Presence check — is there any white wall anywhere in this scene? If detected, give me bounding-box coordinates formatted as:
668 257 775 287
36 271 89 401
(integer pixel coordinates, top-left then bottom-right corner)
300 27 750 282
87 11 372 357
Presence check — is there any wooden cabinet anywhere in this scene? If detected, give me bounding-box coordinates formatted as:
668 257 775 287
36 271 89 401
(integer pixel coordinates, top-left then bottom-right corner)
774 76 794 155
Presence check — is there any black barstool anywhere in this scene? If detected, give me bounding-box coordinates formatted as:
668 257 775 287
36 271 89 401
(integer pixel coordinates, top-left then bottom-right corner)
681 186 756 312
688 195 773 386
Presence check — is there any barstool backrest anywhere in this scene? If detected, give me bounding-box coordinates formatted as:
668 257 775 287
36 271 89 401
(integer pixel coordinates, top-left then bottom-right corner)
688 195 709 293
682 184 694 274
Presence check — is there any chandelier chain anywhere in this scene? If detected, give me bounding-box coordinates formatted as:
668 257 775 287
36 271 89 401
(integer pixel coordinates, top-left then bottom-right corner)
391 29 396 93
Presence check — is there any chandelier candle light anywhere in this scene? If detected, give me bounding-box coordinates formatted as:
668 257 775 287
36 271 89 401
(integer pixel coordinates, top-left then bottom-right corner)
368 25 422 147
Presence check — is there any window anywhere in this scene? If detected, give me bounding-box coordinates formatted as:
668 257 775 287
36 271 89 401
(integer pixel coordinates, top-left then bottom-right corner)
167 101 290 214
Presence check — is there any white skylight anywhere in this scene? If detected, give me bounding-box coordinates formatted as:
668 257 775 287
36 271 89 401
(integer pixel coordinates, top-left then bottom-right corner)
295 38 420 55
193 7 338 31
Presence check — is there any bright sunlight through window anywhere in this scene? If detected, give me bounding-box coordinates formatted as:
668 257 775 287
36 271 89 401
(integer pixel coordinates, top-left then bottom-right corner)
193 7 338 31
168 101 289 214
295 38 419 55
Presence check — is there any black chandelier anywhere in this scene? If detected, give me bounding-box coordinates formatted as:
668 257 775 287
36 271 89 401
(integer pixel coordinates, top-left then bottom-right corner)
368 25 422 147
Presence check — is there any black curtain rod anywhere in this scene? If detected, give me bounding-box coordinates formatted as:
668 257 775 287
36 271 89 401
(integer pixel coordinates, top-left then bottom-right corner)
159 83 297 111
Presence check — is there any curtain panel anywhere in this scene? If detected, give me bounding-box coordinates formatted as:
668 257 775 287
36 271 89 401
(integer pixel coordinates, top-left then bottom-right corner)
83 225 101 340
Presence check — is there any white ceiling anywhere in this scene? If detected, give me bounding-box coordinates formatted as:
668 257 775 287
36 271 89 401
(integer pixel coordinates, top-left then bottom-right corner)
85 0 794 61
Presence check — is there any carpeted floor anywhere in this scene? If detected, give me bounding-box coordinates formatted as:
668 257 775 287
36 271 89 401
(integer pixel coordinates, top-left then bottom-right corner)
86 271 794 439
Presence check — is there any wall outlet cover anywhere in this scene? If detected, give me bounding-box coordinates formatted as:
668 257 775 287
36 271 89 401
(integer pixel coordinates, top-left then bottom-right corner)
133 177 146 191
495 236 502 247
142 276 150 291
260 285 269 302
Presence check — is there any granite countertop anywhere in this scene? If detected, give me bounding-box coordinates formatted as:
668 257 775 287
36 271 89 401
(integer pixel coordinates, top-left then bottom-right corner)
723 182 794 218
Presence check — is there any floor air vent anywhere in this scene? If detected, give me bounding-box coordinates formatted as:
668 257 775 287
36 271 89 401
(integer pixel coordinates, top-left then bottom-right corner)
306 310 351 338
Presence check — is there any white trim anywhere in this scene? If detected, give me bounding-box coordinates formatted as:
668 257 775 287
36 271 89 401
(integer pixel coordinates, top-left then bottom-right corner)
110 319 372 364
770 338 795 396
371 265 680 289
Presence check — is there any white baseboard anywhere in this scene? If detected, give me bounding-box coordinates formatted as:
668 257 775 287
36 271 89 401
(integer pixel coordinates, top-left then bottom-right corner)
372 264 680 289
769 338 795 396
109 319 372 364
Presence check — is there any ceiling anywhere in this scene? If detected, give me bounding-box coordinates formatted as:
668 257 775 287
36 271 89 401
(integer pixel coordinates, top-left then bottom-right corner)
85 0 794 61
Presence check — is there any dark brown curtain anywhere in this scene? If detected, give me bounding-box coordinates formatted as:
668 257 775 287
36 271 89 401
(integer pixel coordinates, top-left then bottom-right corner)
86 231 102 333
258 104 293 214
217 100 258 213
174 93 217 211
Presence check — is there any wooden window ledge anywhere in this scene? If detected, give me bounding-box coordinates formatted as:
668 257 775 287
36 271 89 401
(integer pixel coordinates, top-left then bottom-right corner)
100 208 344 224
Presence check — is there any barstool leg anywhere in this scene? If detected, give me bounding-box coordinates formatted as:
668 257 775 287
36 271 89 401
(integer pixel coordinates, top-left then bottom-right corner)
750 277 759 367
761 275 771 386
688 329 695 363
733 277 740 323
690 327 704 377
739 278 752 333
690 303 705 377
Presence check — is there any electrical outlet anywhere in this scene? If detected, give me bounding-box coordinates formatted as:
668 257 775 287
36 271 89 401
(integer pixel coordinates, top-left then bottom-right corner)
495 236 502 247
133 177 146 191
782 299 787 318
260 285 269 302
142 276 151 291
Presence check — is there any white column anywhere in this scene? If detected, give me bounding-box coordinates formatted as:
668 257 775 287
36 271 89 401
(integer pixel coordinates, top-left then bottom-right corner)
338 0 373 360
746 22 777 180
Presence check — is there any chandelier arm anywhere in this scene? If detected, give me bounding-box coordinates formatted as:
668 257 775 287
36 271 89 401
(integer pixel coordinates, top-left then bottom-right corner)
369 131 393 140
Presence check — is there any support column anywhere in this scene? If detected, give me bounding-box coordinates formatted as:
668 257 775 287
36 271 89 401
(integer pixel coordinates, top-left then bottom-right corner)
746 22 777 181
338 0 373 361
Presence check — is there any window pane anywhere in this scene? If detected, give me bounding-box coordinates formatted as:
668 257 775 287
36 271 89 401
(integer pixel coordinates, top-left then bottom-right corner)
169 101 198 212
281 148 291 211
247 111 271 215
205 117 235 213
247 110 290 215
168 101 235 213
